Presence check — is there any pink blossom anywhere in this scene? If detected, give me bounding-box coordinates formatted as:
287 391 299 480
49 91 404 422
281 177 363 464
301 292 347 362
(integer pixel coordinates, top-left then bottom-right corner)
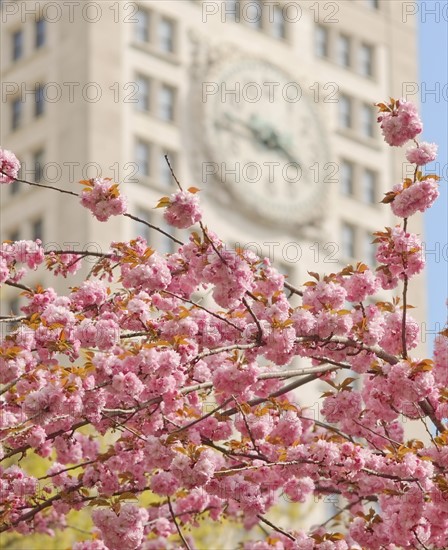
377 99 423 146
92 504 148 550
283 477 315 503
111 372 144 398
0 257 9 283
6 240 45 269
212 360 259 396
302 281 347 312
203 249 254 308
47 252 83 277
406 141 438 165
95 318 120 350
390 177 439 218
150 471 179 496
163 190 202 229
26 426 47 448
380 311 419 355
433 332 448 386
0 148 20 184
80 178 127 221
322 390 362 423
267 411 302 446
341 270 379 303
71 281 107 309
121 252 171 292
376 226 425 281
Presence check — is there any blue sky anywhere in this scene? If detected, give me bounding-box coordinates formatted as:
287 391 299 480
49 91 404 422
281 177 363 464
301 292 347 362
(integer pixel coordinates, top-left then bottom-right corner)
419 1 448 341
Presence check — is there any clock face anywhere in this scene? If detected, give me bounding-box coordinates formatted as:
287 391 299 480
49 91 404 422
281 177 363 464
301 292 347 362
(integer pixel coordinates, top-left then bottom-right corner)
202 58 329 225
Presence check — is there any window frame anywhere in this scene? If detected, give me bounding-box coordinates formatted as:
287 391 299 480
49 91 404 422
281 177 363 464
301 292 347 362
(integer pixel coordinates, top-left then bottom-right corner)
340 160 354 196
337 34 351 68
135 139 151 179
35 84 45 117
35 18 46 48
158 84 176 122
12 29 23 61
338 95 352 129
12 98 22 130
158 16 176 53
315 25 329 58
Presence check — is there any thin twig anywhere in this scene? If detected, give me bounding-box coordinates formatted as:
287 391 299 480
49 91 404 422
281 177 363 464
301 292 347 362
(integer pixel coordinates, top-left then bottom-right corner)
168 496 192 550
0 316 26 323
284 281 303 297
243 296 264 344
162 289 242 332
124 212 183 246
256 514 296 541
171 397 233 434
4 280 33 292
164 155 183 191
0 172 79 197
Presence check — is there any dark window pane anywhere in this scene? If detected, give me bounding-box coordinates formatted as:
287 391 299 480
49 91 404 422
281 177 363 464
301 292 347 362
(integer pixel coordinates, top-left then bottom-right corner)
36 19 45 48
12 30 23 60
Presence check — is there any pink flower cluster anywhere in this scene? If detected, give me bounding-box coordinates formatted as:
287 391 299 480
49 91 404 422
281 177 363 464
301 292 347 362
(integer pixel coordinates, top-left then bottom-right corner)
80 178 127 222
0 240 45 284
406 141 438 165
377 98 422 146
92 504 148 550
1 100 447 550
390 177 439 218
203 248 255 308
0 148 20 184
162 189 202 229
375 226 425 288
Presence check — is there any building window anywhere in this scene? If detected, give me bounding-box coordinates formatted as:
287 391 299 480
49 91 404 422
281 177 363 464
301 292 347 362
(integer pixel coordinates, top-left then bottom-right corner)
340 160 354 196
338 95 352 129
359 44 374 77
341 223 356 259
135 75 150 112
12 98 22 130
315 25 328 58
246 0 263 29
272 6 286 39
135 140 151 178
225 0 240 22
160 150 176 188
366 0 379 9
32 219 43 241
35 84 45 117
361 104 375 137
12 30 23 61
159 85 176 122
363 169 377 204
337 35 351 67
158 17 175 52
33 149 45 182
35 19 45 48
134 7 150 42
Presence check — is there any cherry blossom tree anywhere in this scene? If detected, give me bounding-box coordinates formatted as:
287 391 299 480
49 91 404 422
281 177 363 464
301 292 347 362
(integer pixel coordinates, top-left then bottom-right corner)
0 98 447 550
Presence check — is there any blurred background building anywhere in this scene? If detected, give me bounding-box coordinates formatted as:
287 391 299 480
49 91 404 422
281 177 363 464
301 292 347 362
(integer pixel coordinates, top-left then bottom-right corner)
0 0 427 544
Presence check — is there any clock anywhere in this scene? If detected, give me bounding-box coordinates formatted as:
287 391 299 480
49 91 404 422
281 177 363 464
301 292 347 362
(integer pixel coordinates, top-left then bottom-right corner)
201 57 330 227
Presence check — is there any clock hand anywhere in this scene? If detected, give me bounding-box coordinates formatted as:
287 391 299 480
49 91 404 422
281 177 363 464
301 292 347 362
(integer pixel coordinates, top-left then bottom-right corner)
245 117 302 167
218 113 302 167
